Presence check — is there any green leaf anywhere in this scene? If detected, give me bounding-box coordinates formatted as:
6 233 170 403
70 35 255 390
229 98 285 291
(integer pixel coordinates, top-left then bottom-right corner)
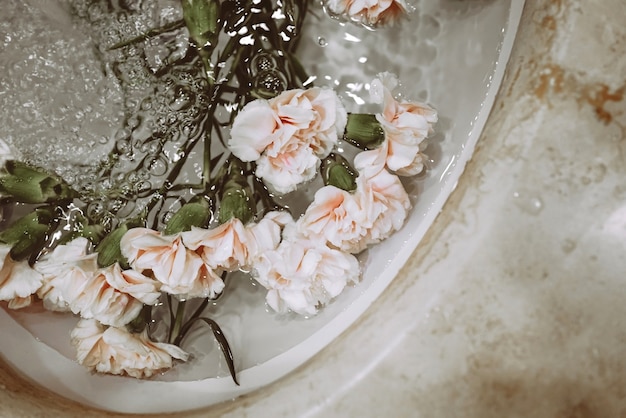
343 113 386 150
96 224 129 268
196 317 239 385
164 197 212 235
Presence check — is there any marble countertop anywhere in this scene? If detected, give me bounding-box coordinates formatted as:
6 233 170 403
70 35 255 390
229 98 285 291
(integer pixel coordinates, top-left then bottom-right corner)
2 0 626 416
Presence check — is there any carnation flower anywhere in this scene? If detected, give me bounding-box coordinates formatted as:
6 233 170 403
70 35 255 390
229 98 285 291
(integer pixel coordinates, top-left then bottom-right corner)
252 230 360 315
324 0 409 27
71 319 189 378
255 139 319 194
246 211 294 264
182 210 292 272
353 150 411 245
369 72 437 176
298 149 411 253
34 238 99 312
183 219 251 272
229 87 347 194
73 263 161 327
297 185 371 253
35 238 161 326
121 228 224 299
0 244 43 309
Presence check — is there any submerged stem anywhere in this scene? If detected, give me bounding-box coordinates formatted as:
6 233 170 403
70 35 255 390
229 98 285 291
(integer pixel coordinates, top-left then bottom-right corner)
169 298 187 344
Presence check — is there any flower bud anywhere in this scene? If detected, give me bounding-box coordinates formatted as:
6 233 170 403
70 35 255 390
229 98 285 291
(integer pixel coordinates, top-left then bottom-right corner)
0 207 55 261
96 224 129 268
321 153 358 192
343 113 385 150
164 196 212 235
182 0 220 82
219 188 254 225
182 0 220 47
127 304 152 334
218 159 255 224
0 161 76 204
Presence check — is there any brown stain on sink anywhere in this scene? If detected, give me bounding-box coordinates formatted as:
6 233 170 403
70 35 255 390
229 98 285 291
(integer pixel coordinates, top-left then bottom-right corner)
581 84 625 124
523 0 626 126
530 60 625 125
533 64 565 100
541 15 557 31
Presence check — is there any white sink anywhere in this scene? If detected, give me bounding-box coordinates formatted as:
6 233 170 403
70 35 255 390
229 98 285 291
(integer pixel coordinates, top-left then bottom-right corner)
2 0 626 416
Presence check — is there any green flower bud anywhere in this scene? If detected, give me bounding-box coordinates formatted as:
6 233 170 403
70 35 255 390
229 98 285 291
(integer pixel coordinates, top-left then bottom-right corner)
182 0 220 47
218 188 254 225
217 158 255 224
321 153 358 192
96 224 129 268
0 161 76 204
0 207 56 261
164 196 212 235
343 113 385 150
182 0 220 82
127 304 152 334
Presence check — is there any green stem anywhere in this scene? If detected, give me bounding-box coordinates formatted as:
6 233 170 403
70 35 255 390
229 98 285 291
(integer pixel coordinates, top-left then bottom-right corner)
173 297 210 346
169 298 187 344
203 124 212 185
108 19 185 50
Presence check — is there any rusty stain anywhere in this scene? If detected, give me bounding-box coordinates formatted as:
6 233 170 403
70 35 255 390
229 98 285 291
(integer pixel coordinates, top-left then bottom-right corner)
533 64 565 100
530 59 625 125
505 65 522 98
542 15 557 31
582 84 625 124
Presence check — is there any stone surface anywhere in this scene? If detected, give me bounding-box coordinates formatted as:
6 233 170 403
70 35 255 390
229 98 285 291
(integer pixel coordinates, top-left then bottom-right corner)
2 0 626 416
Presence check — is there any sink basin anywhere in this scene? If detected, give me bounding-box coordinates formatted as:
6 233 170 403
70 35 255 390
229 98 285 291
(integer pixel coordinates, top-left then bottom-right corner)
2 0 625 416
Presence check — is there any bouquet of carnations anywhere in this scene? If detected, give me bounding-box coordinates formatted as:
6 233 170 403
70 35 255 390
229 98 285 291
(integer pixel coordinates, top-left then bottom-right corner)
0 0 436 383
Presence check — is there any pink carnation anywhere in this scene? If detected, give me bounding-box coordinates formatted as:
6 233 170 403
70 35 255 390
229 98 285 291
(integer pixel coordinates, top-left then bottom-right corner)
229 87 347 194
324 0 409 27
370 72 437 175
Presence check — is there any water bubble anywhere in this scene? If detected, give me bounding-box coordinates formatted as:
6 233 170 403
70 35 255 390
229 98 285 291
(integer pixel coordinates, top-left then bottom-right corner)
140 98 153 111
137 168 151 180
126 171 140 184
161 210 174 225
115 138 132 154
251 53 277 75
512 191 544 215
318 37 328 47
108 198 126 213
99 179 113 191
127 115 141 129
87 201 106 221
135 180 152 197
168 86 195 112
144 156 168 176
252 70 288 98
141 140 161 155
119 181 133 197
